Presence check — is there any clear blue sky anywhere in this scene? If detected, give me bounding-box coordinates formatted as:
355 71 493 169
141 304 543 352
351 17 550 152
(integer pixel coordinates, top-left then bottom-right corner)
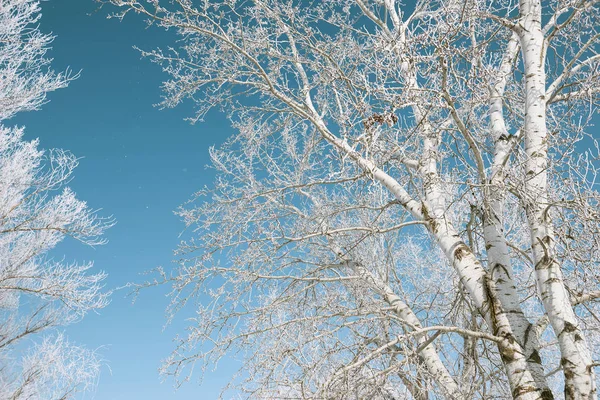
12 1 237 398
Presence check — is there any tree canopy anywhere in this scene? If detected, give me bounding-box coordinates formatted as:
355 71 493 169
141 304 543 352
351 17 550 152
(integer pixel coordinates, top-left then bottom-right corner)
109 0 599 397
0 1 111 398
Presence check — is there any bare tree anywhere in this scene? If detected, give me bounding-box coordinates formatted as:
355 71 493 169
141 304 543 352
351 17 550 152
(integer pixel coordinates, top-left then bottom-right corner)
0 334 102 399
0 0 76 120
0 1 111 398
111 0 600 398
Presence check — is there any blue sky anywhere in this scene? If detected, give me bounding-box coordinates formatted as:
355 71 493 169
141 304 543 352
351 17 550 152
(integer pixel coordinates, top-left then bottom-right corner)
12 1 237 398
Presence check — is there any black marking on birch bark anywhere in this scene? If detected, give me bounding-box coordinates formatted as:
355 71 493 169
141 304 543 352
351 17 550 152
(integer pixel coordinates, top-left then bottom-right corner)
523 322 533 344
564 384 574 399
453 245 470 261
561 321 577 334
561 357 575 379
544 277 560 284
541 388 554 400
421 203 439 234
534 255 551 270
522 323 542 371
491 263 511 281
513 386 540 398
528 349 542 364
483 273 501 336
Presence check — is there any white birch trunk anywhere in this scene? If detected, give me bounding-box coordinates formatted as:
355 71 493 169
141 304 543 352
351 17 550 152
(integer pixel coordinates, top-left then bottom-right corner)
415 78 549 398
433 217 549 400
519 0 596 397
348 260 461 398
485 34 552 397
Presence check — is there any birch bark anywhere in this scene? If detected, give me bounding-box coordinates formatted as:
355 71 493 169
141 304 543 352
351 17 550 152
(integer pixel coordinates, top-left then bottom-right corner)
347 259 461 398
371 4 552 395
518 0 596 397
484 33 551 396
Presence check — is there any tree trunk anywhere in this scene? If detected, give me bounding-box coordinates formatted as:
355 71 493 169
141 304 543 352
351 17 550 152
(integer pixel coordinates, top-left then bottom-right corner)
348 260 461 398
485 33 551 397
519 0 596 397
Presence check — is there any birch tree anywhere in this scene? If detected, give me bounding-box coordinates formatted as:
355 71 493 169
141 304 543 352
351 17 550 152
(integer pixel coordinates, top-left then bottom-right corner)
111 0 600 398
0 1 111 398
